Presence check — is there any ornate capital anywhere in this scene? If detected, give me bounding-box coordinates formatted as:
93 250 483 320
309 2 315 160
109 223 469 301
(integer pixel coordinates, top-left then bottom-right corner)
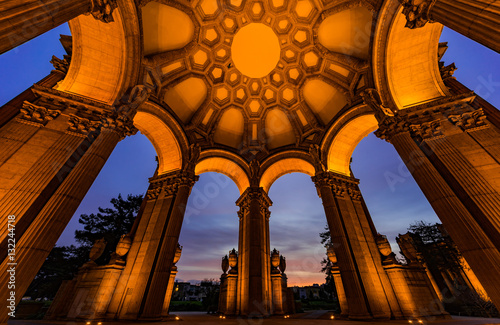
90 0 118 23
17 101 61 127
409 120 444 143
67 115 101 136
101 111 138 139
147 170 199 200
448 108 489 132
399 0 436 29
311 171 361 200
374 116 410 142
236 187 272 210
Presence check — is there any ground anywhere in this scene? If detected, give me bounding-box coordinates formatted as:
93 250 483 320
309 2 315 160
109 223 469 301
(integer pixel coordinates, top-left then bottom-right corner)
9 311 500 325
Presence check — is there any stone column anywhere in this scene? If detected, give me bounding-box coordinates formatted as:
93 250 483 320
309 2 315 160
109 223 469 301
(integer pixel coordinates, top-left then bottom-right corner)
161 244 182 317
0 111 135 324
376 98 500 309
311 171 395 319
399 0 500 53
236 187 272 316
0 0 117 54
105 169 198 320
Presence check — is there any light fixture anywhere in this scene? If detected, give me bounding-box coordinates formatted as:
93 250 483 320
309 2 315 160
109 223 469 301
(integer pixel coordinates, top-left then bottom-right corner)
97 322 102 325
418 320 423 324
330 315 335 319
86 322 91 325
408 320 413 323
222 316 226 319
175 316 180 320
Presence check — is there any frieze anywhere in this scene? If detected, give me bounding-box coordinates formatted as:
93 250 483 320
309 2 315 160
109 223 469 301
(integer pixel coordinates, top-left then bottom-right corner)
67 115 101 136
409 120 444 142
448 109 489 132
148 170 199 199
16 101 61 127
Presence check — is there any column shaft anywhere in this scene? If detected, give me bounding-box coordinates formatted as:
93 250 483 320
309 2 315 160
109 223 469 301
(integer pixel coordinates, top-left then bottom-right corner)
0 0 91 54
236 187 272 316
0 127 122 324
389 129 500 308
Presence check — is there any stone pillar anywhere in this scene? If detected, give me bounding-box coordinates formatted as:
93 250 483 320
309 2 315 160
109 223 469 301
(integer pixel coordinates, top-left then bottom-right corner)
0 0 117 54
376 97 500 309
399 0 500 53
236 187 272 316
105 168 198 320
312 171 397 319
0 107 135 324
161 244 182 317
270 249 283 315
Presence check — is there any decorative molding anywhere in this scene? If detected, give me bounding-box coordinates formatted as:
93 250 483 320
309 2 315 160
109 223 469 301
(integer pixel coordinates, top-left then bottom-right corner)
311 171 361 200
148 170 199 199
448 108 489 132
398 0 436 29
90 0 118 23
67 115 101 136
16 101 60 127
50 55 70 74
409 120 444 142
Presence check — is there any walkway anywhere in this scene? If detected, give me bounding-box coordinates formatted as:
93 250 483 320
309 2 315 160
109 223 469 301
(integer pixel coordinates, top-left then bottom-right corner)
9 312 500 325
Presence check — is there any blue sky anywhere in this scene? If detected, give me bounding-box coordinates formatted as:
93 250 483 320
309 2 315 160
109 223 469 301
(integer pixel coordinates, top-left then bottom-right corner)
0 24 498 285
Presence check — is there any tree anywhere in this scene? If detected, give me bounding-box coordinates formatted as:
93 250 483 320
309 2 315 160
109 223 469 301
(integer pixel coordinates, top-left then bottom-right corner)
319 225 337 299
74 193 143 264
25 193 143 299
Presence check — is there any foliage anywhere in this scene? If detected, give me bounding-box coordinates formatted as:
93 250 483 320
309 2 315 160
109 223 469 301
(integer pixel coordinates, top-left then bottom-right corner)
405 221 463 275
319 226 336 298
75 193 143 264
26 193 143 300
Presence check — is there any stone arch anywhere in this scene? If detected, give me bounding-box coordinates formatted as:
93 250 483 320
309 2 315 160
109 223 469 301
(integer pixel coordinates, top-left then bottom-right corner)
373 0 450 109
133 101 189 175
195 150 250 195
259 151 315 192
55 0 141 105
322 106 378 176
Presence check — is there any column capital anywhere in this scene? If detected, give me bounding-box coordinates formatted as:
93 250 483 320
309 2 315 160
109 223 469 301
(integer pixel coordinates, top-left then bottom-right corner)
311 171 361 200
399 0 436 29
375 93 479 142
15 101 61 127
448 108 489 133
147 171 199 199
236 187 272 209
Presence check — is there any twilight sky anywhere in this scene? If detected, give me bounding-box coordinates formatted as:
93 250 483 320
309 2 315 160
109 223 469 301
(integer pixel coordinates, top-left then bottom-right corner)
1 24 499 286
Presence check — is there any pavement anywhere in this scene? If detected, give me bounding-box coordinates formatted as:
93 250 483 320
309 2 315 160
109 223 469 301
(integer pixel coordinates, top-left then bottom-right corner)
8 311 500 325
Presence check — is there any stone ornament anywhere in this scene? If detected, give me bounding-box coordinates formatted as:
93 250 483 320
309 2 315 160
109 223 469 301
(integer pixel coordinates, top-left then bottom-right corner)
221 255 229 274
18 101 60 127
173 244 183 264
399 0 436 29
89 238 107 262
309 144 325 174
115 234 132 257
90 0 118 23
228 248 238 274
448 109 489 132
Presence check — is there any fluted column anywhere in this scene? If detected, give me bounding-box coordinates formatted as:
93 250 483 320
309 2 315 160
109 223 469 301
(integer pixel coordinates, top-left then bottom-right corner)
399 0 500 53
0 0 117 54
0 114 134 324
376 98 500 309
312 171 393 319
236 187 272 316
105 167 199 320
